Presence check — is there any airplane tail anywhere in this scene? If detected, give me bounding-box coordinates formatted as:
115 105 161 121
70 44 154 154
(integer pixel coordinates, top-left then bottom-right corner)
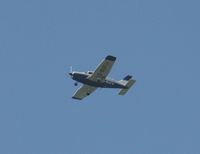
118 75 136 95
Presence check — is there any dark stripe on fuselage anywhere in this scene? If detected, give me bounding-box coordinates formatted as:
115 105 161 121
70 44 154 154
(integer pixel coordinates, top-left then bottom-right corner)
72 73 126 89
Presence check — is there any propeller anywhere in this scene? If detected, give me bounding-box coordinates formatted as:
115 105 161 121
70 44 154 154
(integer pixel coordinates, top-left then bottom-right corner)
69 66 73 76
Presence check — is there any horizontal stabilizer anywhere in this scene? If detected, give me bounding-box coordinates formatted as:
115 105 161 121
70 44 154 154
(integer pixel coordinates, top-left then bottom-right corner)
118 79 136 95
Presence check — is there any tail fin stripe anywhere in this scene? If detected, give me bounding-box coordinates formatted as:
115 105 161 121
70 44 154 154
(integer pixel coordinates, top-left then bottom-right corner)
123 75 132 81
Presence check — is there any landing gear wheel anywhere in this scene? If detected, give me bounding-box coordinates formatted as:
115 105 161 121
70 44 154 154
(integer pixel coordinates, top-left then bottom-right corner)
74 82 78 86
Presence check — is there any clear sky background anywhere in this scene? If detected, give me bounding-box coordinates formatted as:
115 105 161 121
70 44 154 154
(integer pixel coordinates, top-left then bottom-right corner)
0 0 200 154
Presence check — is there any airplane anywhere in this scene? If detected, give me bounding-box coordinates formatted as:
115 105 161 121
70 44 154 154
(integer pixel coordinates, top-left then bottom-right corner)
69 55 136 100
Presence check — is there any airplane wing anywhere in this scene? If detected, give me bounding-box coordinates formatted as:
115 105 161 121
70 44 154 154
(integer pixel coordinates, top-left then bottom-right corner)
88 55 116 81
72 84 97 100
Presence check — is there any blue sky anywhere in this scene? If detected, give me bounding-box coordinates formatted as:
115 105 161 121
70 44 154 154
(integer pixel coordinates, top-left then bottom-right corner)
0 0 200 153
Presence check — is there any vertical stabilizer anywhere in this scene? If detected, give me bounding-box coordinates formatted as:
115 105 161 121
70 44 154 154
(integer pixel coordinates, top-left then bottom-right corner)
119 75 132 85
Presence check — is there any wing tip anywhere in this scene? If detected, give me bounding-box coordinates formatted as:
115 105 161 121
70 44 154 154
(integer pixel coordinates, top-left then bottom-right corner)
72 96 82 100
106 55 116 61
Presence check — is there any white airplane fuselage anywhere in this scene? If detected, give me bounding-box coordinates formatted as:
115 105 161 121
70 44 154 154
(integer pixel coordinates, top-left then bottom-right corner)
69 71 127 89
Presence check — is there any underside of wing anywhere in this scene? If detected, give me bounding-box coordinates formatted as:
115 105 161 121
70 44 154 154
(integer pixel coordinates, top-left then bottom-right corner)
88 55 116 81
72 85 97 100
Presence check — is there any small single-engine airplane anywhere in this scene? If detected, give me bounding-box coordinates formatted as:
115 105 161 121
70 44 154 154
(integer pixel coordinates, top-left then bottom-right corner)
69 55 136 100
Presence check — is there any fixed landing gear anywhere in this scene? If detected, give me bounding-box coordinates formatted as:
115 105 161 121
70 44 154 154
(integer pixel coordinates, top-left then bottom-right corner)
74 82 78 86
